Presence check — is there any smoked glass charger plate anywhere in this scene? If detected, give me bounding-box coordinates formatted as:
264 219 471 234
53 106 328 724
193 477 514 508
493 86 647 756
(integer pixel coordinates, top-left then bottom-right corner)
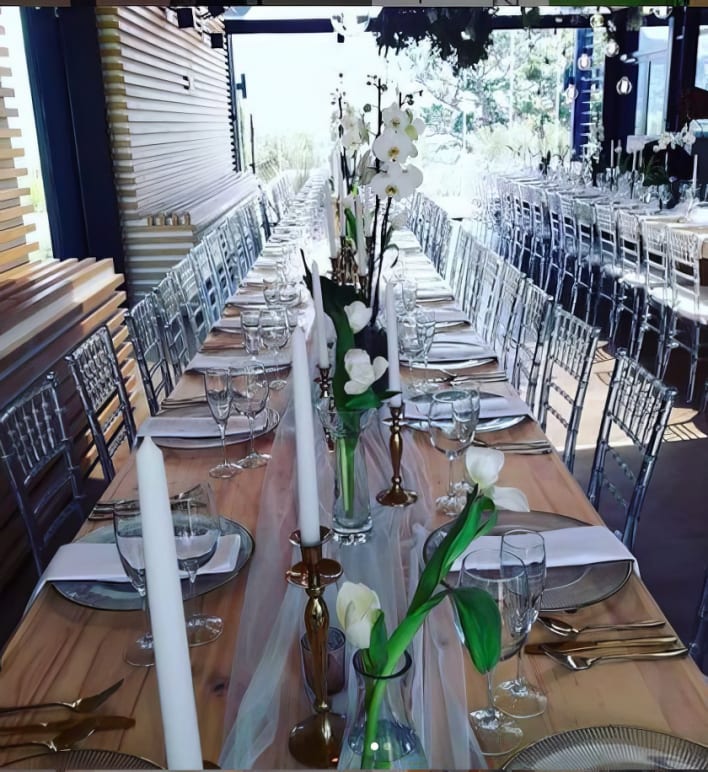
153 407 280 450
423 510 632 611
400 412 527 436
52 517 254 612
502 726 708 770
2 749 161 769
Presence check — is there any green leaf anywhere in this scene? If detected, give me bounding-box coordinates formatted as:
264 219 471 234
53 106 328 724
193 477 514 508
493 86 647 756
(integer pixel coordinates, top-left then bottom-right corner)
451 586 501 674
408 493 496 616
383 590 448 672
343 390 382 411
368 611 388 674
345 207 357 244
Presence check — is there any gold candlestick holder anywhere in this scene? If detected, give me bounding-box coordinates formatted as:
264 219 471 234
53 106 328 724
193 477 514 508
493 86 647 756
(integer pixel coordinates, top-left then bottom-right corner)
376 404 418 507
317 367 335 452
286 527 345 768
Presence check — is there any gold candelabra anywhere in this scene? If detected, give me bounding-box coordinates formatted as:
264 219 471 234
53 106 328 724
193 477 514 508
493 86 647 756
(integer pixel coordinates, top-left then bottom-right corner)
286 528 345 768
376 404 418 507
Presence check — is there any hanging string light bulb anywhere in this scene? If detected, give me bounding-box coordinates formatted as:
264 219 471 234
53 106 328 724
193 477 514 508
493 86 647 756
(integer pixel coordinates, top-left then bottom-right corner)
590 11 605 29
605 38 620 58
616 76 633 96
565 79 579 104
577 51 593 71
652 6 672 19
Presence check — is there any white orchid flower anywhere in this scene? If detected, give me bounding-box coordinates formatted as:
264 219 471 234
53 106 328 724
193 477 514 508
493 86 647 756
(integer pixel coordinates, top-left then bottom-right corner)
465 447 530 512
372 128 415 165
370 163 423 200
382 102 411 131
343 349 388 395
344 301 372 334
336 581 381 650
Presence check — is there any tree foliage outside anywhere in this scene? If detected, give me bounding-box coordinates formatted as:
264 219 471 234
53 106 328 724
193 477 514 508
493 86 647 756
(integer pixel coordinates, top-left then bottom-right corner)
400 29 577 197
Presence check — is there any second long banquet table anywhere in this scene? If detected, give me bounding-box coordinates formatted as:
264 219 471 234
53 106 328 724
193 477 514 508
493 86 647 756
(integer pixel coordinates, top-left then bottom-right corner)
0 230 706 769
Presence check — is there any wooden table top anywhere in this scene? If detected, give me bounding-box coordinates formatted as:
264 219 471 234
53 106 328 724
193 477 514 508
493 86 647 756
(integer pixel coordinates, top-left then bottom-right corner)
0 261 706 769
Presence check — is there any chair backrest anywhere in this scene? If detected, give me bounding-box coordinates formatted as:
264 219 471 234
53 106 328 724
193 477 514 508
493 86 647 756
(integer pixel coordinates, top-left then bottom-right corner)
204 230 234 301
475 250 505 342
616 209 643 275
153 275 193 381
493 263 525 372
0 373 85 574
546 191 563 256
558 195 577 253
172 256 211 350
539 308 600 472
574 199 596 260
688 569 708 673
594 203 619 268
512 281 554 416
190 243 222 324
640 220 669 289
587 350 676 549
65 326 137 482
217 220 243 287
125 295 174 416
666 229 703 316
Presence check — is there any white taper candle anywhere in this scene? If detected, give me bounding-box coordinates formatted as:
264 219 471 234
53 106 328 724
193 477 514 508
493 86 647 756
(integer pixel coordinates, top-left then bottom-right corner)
325 197 337 259
385 283 402 408
137 438 203 770
355 196 368 276
692 153 698 190
310 261 330 370
291 327 322 546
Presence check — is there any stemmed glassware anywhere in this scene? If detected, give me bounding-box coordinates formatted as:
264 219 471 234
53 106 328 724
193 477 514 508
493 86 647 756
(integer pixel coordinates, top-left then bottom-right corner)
426 389 481 515
494 530 548 718
397 314 424 396
415 308 437 374
259 308 289 390
231 363 270 469
172 493 224 646
114 505 154 667
204 368 239 479
461 549 530 756
241 309 262 362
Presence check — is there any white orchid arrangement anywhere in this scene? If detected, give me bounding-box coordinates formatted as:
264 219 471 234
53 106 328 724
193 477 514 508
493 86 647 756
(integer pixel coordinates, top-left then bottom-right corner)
336 472 511 768
653 122 696 154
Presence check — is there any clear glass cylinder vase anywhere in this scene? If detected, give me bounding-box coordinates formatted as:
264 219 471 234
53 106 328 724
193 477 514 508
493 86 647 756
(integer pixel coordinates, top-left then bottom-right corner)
316 402 373 543
339 650 427 770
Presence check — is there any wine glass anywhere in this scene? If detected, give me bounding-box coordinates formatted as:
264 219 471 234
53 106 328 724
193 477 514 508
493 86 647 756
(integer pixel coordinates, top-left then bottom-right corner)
414 309 437 392
494 530 548 718
241 309 262 361
426 389 481 516
204 369 239 479
114 505 154 667
172 498 223 647
259 308 289 390
231 363 270 469
461 549 529 756
397 313 424 397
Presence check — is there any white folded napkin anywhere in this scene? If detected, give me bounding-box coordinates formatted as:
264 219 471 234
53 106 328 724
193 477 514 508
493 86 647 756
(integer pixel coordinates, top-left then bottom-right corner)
403 341 495 363
417 286 454 300
215 317 241 331
226 293 266 306
452 526 637 573
139 413 266 439
405 392 530 421
186 350 290 372
26 534 241 608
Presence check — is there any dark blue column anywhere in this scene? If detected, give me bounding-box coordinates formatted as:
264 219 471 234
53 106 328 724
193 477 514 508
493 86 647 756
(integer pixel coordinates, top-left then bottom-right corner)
20 7 123 272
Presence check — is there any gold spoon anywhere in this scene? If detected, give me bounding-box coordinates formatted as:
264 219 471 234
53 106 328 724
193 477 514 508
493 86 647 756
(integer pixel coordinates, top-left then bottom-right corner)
538 615 665 638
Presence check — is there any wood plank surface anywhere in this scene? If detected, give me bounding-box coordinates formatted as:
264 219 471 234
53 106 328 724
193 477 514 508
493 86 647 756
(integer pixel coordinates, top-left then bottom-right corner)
0 239 704 769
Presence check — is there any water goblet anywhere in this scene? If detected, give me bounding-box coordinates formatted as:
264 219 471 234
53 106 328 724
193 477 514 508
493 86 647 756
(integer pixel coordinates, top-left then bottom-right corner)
461 550 530 756
426 389 480 516
172 498 224 646
231 363 271 469
397 313 424 397
114 505 154 667
204 368 239 479
240 309 262 362
259 308 289 390
494 530 548 718
414 309 437 393
263 282 280 307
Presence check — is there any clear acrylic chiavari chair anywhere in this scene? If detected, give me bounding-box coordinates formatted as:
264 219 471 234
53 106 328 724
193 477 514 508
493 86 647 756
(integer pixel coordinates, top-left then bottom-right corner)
204 230 235 300
171 257 211 352
0 373 86 574
190 242 223 324
593 202 623 338
538 308 601 473
153 274 195 381
492 264 526 376
587 350 676 549
65 326 137 482
125 294 174 416
638 220 672 375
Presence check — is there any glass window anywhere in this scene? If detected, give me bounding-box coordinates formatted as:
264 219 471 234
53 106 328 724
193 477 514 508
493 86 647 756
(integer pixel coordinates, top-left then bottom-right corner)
696 26 708 90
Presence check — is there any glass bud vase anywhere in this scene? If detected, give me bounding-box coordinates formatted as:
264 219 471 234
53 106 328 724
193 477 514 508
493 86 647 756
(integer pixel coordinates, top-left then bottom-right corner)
339 650 427 770
316 401 373 543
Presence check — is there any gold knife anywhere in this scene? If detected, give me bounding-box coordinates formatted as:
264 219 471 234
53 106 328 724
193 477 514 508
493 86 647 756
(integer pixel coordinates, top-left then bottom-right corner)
525 634 678 655
0 715 135 735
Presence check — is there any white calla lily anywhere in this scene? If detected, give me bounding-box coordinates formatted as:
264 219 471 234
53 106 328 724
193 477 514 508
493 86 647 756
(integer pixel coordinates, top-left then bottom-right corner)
372 128 414 164
487 485 530 513
344 301 372 333
336 581 381 650
465 447 504 490
343 349 387 395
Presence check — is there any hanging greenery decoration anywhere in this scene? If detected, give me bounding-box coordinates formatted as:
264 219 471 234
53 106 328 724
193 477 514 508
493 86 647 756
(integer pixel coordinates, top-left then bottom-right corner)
374 7 497 74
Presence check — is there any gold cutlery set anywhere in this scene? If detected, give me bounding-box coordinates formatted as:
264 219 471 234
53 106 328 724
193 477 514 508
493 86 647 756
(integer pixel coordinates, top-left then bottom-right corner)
527 615 687 670
0 679 130 754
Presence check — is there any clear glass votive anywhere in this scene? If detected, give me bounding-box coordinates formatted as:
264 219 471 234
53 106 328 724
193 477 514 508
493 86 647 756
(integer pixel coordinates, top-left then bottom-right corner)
300 627 346 697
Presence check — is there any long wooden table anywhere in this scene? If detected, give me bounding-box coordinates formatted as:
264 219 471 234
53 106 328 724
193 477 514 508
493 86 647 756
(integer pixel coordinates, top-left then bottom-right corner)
0 247 706 769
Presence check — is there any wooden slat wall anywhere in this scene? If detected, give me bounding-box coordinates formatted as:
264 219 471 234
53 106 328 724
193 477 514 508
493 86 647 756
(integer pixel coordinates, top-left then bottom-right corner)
96 6 258 300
